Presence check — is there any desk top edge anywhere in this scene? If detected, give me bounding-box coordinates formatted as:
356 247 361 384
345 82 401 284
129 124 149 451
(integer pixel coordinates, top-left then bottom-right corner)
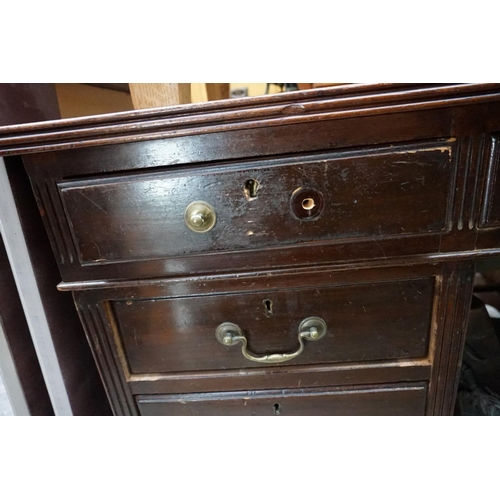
1 83 499 156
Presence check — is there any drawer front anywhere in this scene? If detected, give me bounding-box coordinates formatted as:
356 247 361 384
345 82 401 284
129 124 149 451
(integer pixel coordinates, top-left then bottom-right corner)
136 383 428 416
103 274 435 375
59 144 452 265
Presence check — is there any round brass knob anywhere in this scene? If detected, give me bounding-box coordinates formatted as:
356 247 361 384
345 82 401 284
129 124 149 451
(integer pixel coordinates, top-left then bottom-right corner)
184 201 216 233
190 212 205 227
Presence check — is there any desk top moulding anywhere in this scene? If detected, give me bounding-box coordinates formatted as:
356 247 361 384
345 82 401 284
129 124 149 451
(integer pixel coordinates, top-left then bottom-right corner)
0 83 498 154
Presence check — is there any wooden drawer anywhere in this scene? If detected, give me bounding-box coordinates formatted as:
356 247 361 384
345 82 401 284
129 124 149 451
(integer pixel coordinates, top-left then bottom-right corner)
75 266 436 377
58 143 452 267
136 382 428 416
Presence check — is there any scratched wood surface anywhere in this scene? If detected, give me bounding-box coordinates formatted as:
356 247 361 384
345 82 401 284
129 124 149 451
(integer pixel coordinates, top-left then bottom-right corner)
56 145 452 266
7 83 499 415
109 274 434 374
137 383 428 416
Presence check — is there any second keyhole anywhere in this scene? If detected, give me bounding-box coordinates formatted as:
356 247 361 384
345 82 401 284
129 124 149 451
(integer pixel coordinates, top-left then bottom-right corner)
263 299 273 316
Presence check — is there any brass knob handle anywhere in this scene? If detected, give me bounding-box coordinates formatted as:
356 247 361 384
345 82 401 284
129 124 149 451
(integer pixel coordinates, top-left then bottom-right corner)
184 201 216 233
190 212 205 227
215 317 327 364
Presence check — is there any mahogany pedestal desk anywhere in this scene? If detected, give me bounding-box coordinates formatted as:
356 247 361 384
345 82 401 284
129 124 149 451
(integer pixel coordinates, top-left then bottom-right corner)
1 83 499 416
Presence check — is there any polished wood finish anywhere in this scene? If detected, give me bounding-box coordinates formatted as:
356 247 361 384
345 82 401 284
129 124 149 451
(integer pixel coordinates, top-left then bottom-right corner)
128 362 432 399
66 262 469 415
137 383 428 416
107 273 434 374
1 84 499 155
427 262 475 415
2 83 499 415
56 144 452 266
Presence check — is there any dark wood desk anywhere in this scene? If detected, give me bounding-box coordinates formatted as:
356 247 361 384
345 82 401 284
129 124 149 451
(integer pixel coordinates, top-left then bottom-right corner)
1 83 499 415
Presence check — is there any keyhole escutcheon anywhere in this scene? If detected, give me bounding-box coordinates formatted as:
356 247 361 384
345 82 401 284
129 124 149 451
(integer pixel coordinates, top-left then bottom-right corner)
263 299 273 316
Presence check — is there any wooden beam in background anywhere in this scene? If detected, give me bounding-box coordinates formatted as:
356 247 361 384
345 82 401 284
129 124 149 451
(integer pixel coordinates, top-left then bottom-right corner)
86 83 130 93
129 83 191 109
206 83 230 101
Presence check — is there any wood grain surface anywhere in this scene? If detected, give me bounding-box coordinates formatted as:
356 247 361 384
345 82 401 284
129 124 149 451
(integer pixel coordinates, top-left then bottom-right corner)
129 83 191 109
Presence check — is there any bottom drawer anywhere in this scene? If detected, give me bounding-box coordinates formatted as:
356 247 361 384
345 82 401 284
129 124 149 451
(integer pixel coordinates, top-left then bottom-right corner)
136 382 427 416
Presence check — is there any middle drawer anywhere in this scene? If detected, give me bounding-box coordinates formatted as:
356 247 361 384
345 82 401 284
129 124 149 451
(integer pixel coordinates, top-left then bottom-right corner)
74 265 437 377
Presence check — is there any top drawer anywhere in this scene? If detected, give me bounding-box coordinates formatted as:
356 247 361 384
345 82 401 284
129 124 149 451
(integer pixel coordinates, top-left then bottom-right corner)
56 144 451 267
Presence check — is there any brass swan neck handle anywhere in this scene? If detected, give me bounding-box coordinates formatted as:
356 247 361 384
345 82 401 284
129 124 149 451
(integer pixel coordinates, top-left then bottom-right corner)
215 317 327 364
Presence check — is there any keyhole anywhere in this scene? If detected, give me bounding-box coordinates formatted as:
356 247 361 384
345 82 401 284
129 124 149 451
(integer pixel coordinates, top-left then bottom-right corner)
274 403 281 415
263 299 273 315
244 179 259 199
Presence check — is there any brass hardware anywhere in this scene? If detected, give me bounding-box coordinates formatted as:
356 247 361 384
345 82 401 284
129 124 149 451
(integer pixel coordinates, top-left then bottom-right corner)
215 316 327 364
184 201 216 233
